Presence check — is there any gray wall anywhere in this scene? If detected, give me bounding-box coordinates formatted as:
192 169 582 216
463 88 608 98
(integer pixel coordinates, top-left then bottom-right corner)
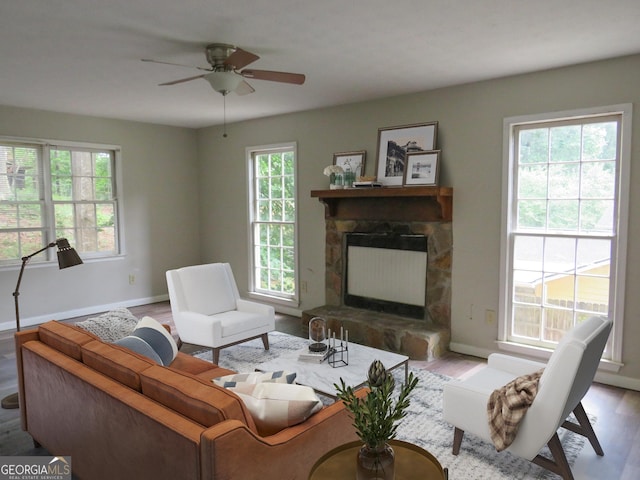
197 54 640 386
0 54 638 387
0 105 201 329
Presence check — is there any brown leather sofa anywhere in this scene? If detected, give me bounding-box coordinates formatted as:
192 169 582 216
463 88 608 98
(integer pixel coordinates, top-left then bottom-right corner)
15 321 362 480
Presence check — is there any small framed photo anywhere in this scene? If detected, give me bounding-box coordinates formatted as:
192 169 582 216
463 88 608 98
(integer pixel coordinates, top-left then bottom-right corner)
375 121 438 186
403 150 441 186
333 150 366 177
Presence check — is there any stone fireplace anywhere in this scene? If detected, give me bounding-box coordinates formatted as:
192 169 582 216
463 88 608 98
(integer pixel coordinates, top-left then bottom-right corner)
302 187 452 360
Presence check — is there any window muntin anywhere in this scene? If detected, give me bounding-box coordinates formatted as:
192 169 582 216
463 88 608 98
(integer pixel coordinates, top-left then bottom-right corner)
0 142 45 260
0 139 120 265
503 111 627 359
249 145 297 302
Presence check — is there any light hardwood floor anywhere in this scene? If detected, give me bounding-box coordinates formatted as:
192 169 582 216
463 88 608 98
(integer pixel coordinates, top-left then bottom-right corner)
1 301 639 479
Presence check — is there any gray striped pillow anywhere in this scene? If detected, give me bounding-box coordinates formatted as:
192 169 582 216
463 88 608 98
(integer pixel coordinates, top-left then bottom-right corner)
115 316 178 366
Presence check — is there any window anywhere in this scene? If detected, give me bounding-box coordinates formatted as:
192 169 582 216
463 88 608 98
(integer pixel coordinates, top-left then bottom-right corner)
0 139 120 265
500 105 631 364
248 143 298 304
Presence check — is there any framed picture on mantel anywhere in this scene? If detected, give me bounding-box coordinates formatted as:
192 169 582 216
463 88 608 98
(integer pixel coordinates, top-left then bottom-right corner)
375 122 438 186
403 150 441 186
333 150 366 178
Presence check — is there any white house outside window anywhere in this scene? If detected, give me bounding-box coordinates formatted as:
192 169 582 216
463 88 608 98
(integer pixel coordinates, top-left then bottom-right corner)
248 143 298 304
499 105 631 365
0 138 121 265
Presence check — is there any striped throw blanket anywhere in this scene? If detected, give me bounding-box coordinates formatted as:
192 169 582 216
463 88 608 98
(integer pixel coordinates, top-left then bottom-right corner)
487 369 544 451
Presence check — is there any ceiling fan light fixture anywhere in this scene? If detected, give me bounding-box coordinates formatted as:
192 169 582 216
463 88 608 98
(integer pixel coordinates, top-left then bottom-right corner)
204 72 242 95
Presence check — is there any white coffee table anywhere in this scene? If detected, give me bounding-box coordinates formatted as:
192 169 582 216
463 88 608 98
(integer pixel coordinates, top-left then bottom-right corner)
255 342 409 400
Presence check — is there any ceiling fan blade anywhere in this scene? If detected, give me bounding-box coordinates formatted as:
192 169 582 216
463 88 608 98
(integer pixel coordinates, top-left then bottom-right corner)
142 58 212 72
158 74 206 86
224 48 260 70
240 69 305 85
234 80 255 96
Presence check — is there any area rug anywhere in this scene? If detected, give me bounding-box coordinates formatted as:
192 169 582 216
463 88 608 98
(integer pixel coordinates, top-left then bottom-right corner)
195 332 592 479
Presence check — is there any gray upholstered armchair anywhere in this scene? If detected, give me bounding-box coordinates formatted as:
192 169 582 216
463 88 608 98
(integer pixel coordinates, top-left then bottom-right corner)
443 316 612 480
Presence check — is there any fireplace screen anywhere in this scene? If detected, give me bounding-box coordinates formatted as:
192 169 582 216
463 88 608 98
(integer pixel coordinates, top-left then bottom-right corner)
344 233 427 319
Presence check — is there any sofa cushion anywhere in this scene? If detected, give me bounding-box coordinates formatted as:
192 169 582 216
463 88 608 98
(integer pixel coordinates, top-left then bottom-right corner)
195 367 237 382
227 383 323 436
213 370 297 388
38 321 100 361
115 316 178 366
139 366 257 432
81 340 156 391
169 353 231 376
75 307 138 342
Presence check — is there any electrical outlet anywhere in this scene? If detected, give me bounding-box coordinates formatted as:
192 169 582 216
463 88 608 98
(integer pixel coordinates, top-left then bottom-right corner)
128 274 135 285
300 281 308 293
485 309 496 325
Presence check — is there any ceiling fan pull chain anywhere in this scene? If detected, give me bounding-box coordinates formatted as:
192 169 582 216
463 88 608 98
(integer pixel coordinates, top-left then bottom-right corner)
223 94 228 138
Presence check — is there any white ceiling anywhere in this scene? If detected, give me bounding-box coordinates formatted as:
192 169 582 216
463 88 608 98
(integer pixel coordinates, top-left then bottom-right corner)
1 0 639 129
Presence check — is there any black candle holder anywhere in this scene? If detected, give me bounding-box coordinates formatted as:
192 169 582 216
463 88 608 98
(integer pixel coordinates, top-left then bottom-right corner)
328 343 349 368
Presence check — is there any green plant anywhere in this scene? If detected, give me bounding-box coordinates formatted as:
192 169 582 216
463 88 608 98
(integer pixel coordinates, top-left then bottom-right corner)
335 360 419 448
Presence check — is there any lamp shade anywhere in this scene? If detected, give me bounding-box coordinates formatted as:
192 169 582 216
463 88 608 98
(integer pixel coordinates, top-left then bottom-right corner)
204 72 242 95
55 238 83 269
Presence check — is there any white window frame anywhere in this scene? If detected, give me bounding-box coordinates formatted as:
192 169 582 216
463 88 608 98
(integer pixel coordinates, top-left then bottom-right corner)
498 104 631 369
246 142 299 307
0 136 123 268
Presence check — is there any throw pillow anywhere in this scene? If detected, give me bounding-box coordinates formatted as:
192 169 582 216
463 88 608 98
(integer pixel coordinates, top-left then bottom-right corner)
75 307 138 342
228 382 323 436
212 370 297 388
115 316 178 366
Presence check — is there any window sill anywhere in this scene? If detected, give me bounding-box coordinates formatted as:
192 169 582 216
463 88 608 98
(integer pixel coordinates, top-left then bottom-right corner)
496 340 622 373
0 253 125 273
247 291 300 310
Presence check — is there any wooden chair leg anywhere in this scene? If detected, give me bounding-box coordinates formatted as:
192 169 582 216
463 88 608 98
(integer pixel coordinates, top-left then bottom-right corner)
212 348 220 365
532 433 574 480
563 402 604 456
261 333 270 351
452 427 464 455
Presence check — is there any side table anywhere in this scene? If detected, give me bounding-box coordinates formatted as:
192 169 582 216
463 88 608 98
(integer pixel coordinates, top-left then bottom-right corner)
309 440 448 480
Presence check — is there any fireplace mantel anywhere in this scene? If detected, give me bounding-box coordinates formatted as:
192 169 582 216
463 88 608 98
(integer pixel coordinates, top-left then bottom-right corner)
311 186 453 221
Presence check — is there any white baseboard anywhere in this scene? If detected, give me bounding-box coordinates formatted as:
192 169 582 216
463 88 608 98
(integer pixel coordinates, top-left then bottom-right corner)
0 294 170 332
593 371 640 391
448 342 495 360
0 294 300 332
274 305 302 317
449 341 640 392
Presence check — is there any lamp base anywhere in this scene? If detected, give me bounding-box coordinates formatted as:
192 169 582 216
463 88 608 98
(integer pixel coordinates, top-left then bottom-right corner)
1 392 19 409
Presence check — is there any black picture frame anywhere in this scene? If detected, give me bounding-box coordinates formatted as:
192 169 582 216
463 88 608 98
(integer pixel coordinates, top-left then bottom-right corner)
375 122 438 186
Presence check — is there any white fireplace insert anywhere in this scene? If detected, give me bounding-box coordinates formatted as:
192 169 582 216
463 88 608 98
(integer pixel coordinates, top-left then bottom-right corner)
344 233 427 319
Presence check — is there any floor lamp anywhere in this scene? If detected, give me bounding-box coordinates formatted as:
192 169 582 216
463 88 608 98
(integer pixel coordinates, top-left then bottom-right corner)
1 238 83 409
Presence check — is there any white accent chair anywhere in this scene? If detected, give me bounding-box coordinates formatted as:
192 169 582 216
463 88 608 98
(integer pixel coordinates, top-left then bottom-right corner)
166 263 275 364
443 316 612 480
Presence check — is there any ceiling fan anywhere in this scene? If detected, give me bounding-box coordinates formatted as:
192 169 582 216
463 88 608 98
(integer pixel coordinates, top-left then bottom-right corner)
142 43 306 96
